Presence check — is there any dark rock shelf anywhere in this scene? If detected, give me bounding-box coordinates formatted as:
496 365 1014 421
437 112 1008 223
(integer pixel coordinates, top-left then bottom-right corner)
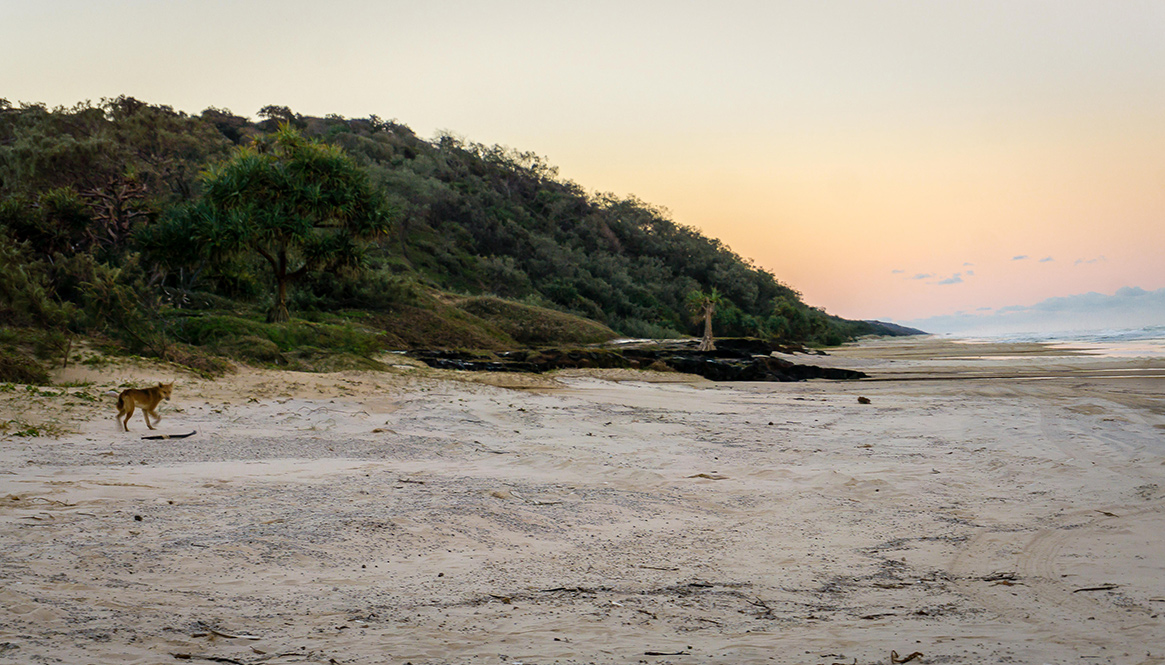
406 338 866 382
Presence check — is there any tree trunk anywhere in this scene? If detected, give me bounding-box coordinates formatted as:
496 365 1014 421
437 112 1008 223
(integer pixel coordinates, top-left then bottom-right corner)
698 305 715 352
268 252 291 323
268 276 291 323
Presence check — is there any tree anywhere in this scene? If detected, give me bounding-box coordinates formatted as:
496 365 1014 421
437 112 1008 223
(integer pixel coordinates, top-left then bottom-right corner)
197 125 391 322
687 288 722 352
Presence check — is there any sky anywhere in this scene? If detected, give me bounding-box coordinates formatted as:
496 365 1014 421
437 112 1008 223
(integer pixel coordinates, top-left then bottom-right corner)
3 0 1164 331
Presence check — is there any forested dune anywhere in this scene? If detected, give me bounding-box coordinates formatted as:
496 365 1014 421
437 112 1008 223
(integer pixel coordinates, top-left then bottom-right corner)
1 96 905 378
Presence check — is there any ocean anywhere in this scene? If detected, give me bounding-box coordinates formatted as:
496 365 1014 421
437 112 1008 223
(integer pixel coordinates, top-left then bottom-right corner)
947 325 1165 359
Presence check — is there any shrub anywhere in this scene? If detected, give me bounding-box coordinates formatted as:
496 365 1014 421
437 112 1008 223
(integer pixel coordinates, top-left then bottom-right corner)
0 346 50 385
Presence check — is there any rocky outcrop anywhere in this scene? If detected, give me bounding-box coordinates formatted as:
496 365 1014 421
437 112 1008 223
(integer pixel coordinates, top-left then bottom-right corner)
406 338 866 382
657 353 865 382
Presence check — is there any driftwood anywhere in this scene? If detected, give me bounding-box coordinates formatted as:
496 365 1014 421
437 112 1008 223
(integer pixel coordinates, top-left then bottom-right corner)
539 586 596 593
141 430 197 440
205 627 261 640
171 655 244 664
1073 584 1121 593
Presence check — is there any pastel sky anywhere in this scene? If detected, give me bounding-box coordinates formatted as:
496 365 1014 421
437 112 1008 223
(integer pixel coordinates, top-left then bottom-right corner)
3 0 1164 328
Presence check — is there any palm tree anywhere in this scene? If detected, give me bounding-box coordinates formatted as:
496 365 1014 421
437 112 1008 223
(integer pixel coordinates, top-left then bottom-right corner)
687 288 722 352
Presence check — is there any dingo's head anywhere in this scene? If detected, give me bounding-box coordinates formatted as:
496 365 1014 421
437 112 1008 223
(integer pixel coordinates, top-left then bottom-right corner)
159 382 173 401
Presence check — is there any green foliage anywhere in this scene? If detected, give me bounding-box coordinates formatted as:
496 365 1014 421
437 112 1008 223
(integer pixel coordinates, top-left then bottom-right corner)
0 188 95 260
0 97 229 204
364 297 519 351
188 125 393 322
0 96 894 365
334 127 816 340
171 312 388 369
1 419 64 437
0 328 54 385
687 287 722 350
686 288 722 320
0 346 51 385
76 254 172 357
456 296 618 347
613 319 684 340
290 263 424 312
0 230 69 328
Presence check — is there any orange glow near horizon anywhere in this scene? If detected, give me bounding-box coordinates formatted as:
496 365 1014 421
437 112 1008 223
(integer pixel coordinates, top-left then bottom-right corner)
552 109 1165 321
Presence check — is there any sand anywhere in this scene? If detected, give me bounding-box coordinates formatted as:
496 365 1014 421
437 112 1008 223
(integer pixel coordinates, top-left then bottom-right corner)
1 337 1164 664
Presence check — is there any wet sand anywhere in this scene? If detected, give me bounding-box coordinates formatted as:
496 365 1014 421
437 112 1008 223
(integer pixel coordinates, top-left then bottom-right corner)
2 337 1164 664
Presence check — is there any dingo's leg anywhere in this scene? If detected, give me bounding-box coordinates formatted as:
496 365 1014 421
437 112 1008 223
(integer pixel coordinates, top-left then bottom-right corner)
120 402 135 431
142 407 156 430
145 408 161 429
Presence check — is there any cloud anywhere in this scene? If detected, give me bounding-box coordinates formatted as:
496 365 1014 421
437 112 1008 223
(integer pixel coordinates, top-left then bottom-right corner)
1116 286 1150 297
1012 255 1029 261
1075 255 1107 266
965 270 975 276
911 273 934 280
936 273 963 285
891 269 904 274
904 286 1165 335
1039 256 1054 263
963 262 974 267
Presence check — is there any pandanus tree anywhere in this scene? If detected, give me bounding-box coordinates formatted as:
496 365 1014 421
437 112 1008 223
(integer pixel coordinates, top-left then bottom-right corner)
196 125 391 322
687 287 722 352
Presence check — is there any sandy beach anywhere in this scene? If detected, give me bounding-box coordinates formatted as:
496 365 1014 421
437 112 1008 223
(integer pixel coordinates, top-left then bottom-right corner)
2 337 1164 665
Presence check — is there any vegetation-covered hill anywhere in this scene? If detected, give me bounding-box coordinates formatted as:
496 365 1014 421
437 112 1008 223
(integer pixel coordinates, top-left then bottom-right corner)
1 96 906 380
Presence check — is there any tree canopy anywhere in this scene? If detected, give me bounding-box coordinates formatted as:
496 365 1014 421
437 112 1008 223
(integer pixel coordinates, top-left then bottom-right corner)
178 125 391 322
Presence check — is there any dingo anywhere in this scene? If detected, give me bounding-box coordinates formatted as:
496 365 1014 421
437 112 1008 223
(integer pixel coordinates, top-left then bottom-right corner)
116 382 172 431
